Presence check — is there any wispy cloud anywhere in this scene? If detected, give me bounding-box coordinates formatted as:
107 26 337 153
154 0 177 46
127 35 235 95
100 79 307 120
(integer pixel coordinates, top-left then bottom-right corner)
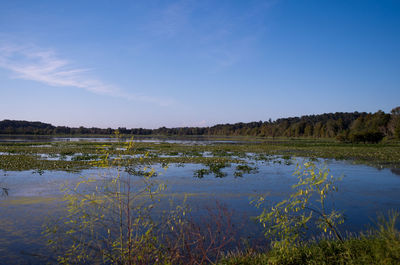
0 43 173 106
146 0 195 38
143 0 274 72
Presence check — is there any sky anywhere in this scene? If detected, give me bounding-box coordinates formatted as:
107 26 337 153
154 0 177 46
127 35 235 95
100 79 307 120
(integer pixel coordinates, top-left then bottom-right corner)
0 0 399 129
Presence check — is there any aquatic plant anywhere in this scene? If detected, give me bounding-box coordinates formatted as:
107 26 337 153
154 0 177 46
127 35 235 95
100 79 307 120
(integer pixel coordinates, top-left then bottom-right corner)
234 164 258 177
193 161 230 178
193 168 210 179
1 138 399 172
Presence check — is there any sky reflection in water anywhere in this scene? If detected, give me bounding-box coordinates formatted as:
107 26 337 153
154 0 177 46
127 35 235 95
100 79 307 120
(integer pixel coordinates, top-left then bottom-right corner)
1 158 400 264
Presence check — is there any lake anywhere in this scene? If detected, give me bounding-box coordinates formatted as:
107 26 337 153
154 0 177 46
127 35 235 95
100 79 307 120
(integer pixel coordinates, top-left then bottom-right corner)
1 153 399 264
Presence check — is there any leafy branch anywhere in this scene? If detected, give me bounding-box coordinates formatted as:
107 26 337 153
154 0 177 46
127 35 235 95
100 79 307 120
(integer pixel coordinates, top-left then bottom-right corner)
253 161 344 249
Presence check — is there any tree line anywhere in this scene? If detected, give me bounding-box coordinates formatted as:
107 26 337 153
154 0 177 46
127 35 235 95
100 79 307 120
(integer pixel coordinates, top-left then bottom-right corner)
1 107 399 143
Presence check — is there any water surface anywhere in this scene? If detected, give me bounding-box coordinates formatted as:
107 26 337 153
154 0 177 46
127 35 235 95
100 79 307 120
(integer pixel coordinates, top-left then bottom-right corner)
1 157 400 264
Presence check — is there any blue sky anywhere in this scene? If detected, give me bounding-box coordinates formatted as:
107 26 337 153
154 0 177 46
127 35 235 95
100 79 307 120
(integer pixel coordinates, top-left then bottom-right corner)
0 0 399 128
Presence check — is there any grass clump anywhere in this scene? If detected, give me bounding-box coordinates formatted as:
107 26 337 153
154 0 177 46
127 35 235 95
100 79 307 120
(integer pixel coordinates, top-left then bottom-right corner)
221 221 400 265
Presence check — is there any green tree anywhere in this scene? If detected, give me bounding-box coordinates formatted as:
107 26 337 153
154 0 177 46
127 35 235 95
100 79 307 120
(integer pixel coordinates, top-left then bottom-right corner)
390 107 400 139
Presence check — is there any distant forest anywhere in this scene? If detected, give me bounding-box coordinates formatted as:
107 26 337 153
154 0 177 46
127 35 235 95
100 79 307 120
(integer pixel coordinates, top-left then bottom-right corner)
1 107 400 143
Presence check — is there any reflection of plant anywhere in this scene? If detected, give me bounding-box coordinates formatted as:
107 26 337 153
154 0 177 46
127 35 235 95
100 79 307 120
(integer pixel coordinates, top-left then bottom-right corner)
0 174 8 197
253 162 344 249
162 201 241 264
0 186 8 197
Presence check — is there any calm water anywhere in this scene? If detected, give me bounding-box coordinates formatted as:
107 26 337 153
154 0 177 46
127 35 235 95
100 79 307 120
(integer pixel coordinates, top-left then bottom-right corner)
0 135 247 145
1 158 400 264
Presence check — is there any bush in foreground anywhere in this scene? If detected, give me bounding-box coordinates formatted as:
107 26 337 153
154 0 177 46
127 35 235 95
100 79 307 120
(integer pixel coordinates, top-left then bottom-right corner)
221 211 400 265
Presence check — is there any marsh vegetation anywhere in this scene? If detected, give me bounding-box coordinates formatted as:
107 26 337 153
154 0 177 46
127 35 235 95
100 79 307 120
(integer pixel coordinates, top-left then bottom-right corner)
0 135 400 264
0 137 399 172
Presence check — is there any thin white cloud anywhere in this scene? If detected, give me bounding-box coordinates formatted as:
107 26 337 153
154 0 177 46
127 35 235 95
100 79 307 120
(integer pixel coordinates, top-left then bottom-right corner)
146 0 195 38
0 43 173 106
143 0 274 73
